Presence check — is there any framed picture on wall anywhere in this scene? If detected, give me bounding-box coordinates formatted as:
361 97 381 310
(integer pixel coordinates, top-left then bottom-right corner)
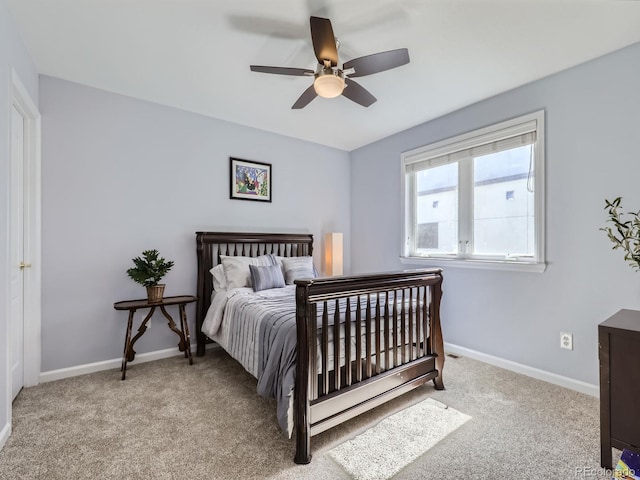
229 157 272 202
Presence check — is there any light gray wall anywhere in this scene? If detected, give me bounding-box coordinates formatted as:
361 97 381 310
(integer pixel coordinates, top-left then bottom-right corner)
350 42 640 386
40 76 350 372
0 0 39 441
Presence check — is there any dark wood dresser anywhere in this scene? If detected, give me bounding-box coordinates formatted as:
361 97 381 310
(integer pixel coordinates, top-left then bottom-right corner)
599 309 640 468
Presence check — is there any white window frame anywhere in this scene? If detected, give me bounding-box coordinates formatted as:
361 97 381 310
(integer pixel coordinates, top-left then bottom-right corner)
400 110 546 273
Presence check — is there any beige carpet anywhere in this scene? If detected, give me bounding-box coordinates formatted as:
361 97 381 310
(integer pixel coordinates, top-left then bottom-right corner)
328 398 470 480
0 348 619 479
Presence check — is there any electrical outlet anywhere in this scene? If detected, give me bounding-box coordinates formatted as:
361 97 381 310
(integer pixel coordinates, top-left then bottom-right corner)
560 332 573 350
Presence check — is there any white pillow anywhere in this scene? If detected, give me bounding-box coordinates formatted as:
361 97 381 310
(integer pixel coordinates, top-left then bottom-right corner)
209 264 227 292
220 254 276 290
274 255 285 268
281 256 317 284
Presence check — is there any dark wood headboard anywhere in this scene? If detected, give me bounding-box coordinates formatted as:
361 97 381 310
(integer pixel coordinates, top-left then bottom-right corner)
195 231 314 355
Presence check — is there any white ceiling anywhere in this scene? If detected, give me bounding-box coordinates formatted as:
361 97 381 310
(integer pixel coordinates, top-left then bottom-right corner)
6 0 640 151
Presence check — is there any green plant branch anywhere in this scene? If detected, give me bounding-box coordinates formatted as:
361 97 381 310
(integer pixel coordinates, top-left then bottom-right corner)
126 249 174 287
601 197 640 271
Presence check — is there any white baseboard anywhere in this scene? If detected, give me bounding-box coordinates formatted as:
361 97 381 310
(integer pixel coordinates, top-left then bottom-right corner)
39 343 212 383
38 341 598 397
0 421 10 451
444 342 599 398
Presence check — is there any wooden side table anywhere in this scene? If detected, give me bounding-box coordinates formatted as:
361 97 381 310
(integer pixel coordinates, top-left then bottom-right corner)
599 309 640 468
114 295 196 380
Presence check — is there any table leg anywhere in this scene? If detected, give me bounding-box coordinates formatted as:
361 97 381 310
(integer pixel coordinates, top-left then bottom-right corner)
178 305 188 359
122 310 135 380
128 307 156 362
160 305 186 352
179 304 193 365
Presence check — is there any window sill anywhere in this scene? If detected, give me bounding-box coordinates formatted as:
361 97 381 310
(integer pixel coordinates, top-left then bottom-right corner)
399 256 547 273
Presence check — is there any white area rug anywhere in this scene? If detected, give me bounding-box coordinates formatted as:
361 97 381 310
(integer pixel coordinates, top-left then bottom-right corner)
327 398 471 480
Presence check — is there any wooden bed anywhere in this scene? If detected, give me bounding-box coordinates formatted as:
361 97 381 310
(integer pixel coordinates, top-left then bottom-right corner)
195 231 445 464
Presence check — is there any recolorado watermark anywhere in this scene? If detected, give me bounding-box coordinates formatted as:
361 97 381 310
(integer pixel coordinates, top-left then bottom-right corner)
575 466 636 478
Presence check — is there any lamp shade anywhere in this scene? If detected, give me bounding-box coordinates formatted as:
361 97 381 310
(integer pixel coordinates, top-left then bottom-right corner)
324 233 343 276
314 73 345 98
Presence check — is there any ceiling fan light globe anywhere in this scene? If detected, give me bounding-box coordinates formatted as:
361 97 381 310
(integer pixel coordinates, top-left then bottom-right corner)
314 73 345 98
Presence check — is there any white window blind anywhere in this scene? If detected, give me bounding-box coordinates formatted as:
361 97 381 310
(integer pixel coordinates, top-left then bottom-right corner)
405 122 537 171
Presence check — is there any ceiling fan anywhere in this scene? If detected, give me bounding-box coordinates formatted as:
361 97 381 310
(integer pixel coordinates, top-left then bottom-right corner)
250 16 410 109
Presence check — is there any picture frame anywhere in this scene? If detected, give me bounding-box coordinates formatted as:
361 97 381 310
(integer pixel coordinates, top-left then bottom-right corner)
229 157 272 202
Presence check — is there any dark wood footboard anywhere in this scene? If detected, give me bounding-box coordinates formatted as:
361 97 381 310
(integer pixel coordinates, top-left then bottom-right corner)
294 269 444 464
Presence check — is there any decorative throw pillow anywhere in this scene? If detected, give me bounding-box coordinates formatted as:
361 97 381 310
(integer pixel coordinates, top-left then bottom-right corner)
209 264 227 291
275 255 319 277
281 256 317 284
220 254 277 290
249 264 286 292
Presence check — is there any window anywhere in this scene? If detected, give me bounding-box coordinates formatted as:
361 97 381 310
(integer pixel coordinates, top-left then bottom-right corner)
401 111 545 272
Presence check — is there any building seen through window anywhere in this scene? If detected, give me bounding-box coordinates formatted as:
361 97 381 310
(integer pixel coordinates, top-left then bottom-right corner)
415 145 534 256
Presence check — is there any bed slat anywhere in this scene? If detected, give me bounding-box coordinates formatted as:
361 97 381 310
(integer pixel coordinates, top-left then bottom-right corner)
375 293 381 375
401 289 407 364
322 302 329 396
355 297 362 383
384 291 390 370
393 291 398 368
310 303 318 401
365 294 372 379
333 300 340 392
344 298 352 387
416 286 422 357
409 288 415 362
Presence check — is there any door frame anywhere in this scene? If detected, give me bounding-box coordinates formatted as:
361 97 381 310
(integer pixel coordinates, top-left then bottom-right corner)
9 69 41 391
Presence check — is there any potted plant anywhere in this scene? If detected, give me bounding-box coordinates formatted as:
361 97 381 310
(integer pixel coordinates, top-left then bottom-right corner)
601 197 640 270
126 249 175 303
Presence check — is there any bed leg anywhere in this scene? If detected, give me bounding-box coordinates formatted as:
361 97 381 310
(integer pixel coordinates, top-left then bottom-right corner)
295 284 313 464
432 276 445 390
294 432 312 464
433 353 445 390
294 371 312 464
196 332 206 356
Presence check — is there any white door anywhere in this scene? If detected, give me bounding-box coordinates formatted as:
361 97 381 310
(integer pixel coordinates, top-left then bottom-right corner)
10 104 26 400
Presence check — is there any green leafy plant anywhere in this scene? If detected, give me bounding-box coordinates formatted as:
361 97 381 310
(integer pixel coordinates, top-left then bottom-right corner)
126 249 175 287
601 197 640 271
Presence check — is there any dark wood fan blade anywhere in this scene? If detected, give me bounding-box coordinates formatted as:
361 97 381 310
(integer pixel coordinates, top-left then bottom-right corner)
343 48 409 78
250 66 314 76
292 85 318 109
310 16 338 67
342 78 376 107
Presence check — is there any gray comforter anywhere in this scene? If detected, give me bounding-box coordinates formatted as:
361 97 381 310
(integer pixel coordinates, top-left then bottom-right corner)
202 285 418 437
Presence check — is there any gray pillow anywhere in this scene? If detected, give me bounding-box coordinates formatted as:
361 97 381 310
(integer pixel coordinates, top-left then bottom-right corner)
281 256 317 285
249 264 286 291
